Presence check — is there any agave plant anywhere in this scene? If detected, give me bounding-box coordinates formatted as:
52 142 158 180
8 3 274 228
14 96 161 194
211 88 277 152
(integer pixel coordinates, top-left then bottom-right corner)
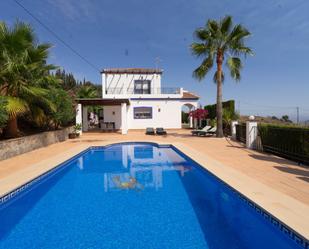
191 16 253 137
0 21 58 137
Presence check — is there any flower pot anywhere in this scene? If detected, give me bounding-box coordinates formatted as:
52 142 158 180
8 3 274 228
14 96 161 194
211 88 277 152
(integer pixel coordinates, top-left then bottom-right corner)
68 133 79 139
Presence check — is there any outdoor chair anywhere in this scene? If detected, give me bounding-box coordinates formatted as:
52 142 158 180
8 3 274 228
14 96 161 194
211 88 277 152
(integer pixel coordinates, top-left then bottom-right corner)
198 126 217 136
145 127 155 135
156 127 167 135
191 126 211 136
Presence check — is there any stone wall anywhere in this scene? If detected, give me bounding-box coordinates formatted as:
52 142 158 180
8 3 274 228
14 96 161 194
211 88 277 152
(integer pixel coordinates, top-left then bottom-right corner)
0 127 73 161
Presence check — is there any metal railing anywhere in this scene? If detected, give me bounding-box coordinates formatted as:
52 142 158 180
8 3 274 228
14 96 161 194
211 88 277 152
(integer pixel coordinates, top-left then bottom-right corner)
236 123 246 144
258 125 309 165
105 87 181 95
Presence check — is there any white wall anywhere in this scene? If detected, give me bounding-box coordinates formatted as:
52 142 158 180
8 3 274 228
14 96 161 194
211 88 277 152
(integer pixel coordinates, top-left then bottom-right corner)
126 99 198 129
100 71 198 130
102 99 198 130
103 73 161 94
103 106 122 129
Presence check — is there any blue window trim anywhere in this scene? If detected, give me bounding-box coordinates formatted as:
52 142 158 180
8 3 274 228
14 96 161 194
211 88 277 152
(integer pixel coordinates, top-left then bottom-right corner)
133 106 153 119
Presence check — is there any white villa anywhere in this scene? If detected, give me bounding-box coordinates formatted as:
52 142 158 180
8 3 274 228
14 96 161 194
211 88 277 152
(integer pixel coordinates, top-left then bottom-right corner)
76 68 199 134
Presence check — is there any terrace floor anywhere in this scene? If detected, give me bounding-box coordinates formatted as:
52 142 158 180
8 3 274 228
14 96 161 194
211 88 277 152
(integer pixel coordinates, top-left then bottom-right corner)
0 129 308 238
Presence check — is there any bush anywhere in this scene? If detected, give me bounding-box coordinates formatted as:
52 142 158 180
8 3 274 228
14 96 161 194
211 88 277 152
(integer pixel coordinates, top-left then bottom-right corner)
258 124 309 164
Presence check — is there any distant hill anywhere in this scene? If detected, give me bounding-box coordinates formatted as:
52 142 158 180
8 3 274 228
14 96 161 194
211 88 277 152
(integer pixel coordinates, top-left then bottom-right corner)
239 115 294 125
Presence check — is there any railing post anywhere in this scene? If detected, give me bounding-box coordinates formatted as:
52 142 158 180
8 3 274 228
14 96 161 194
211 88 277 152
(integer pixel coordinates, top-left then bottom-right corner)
246 121 257 149
231 120 238 140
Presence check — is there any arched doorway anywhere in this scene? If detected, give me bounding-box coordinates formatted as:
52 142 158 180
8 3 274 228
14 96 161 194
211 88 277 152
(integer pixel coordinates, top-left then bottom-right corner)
182 103 196 128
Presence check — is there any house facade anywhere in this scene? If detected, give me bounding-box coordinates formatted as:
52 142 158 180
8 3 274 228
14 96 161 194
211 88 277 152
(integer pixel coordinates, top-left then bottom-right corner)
76 68 199 134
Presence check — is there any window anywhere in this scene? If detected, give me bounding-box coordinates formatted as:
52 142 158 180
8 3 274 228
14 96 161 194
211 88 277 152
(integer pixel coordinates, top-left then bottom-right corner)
134 80 151 94
134 107 152 119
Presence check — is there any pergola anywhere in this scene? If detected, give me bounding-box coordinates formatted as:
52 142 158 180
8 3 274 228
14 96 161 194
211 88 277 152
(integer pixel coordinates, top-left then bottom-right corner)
75 98 130 134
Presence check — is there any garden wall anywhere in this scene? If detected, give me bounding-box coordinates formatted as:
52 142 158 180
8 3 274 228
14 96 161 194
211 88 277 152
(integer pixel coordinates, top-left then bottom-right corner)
0 127 73 161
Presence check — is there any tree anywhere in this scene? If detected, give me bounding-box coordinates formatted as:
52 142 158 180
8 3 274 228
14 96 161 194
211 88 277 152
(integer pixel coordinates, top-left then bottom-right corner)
191 16 253 137
281 115 292 123
0 21 58 138
48 88 75 129
55 69 78 90
0 97 8 129
77 85 98 98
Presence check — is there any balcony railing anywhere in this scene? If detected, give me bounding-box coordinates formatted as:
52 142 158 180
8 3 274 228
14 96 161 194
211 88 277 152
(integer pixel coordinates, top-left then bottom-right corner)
105 87 181 95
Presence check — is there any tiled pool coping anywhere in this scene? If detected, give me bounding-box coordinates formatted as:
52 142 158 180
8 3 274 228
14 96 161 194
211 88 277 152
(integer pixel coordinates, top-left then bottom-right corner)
0 141 308 248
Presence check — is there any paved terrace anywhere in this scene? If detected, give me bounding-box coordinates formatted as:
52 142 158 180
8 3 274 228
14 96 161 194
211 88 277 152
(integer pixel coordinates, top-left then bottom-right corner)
0 129 308 238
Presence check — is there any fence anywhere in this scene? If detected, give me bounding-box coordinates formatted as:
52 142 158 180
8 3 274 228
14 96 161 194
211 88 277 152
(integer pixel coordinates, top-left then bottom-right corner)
235 123 246 144
258 124 309 165
105 87 181 95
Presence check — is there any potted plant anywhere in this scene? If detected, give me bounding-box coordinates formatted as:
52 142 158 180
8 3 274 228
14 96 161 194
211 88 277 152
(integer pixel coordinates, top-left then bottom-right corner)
69 124 82 139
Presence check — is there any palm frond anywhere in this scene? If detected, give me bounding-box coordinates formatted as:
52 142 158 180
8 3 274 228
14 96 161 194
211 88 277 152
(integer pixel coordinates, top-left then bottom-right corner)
5 96 29 117
230 45 254 57
30 105 48 126
20 85 49 97
191 42 208 57
228 24 251 42
195 28 211 41
220 16 232 35
207 20 219 34
193 56 214 81
227 57 242 81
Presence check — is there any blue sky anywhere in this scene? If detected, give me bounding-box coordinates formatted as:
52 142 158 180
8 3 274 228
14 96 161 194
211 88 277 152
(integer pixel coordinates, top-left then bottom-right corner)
1 0 309 120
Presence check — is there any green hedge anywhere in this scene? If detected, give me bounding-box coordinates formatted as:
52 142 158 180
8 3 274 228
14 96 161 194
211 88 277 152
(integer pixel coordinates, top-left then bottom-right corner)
204 100 235 119
258 124 309 165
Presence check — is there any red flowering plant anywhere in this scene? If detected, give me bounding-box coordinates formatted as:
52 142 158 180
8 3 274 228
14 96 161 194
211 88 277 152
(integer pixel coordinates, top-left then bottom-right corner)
189 109 208 128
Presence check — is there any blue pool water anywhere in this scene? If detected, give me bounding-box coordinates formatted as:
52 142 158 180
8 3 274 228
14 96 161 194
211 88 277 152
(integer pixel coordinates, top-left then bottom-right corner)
0 143 303 249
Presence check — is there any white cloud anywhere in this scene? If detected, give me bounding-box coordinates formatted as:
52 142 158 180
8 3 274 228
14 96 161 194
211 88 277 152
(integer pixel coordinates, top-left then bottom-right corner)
47 0 100 21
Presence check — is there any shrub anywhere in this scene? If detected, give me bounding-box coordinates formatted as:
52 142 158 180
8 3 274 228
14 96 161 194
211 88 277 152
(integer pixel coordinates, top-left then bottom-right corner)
258 124 309 164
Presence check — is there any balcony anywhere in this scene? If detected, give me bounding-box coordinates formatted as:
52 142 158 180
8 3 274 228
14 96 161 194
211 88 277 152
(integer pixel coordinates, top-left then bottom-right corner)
105 87 181 95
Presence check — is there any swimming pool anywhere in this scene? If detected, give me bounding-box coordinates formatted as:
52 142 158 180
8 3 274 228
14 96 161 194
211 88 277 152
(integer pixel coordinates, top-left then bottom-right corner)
0 143 306 249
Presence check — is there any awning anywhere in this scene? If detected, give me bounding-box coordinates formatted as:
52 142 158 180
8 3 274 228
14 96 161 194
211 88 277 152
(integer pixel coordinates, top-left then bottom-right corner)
76 98 130 105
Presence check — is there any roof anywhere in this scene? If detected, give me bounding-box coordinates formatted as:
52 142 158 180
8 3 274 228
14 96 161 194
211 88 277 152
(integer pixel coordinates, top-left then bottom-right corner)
101 68 163 74
76 98 130 105
182 91 199 100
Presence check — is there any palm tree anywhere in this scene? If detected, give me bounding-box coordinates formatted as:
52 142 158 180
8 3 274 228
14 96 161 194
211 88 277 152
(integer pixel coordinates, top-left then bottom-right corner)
191 16 253 137
77 85 98 98
0 21 57 138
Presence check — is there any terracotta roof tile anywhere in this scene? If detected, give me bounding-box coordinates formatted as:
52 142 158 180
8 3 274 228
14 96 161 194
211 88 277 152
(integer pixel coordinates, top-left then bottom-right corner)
182 91 199 99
